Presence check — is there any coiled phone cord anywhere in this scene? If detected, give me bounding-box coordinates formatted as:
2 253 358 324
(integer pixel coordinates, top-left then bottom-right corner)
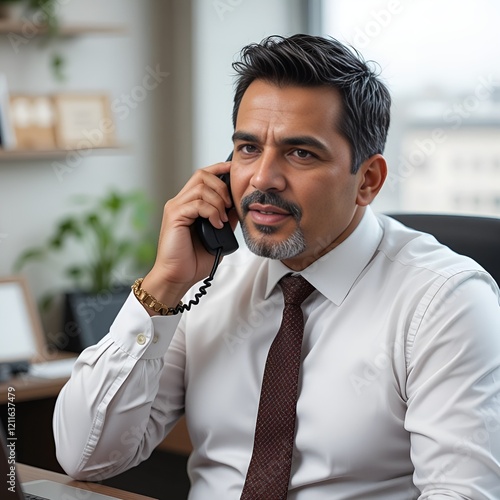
171 247 223 314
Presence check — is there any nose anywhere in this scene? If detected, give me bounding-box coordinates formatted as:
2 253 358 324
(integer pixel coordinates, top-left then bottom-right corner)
250 150 286 192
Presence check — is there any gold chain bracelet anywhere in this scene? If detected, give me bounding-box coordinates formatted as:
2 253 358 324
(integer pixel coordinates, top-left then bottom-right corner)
131 278 181 316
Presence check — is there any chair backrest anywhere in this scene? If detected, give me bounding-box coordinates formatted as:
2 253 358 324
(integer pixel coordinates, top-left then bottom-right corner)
386 213 500 286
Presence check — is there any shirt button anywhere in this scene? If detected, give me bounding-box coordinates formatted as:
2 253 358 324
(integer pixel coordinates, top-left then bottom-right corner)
136 333 147 345
152 335 159 344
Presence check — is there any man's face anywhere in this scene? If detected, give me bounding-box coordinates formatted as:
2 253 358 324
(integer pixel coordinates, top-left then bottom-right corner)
231 79 369 271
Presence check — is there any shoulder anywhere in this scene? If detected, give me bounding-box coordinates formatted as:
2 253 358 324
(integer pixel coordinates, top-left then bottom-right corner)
374 214 500 370
375 213 491 282
372 213 499 333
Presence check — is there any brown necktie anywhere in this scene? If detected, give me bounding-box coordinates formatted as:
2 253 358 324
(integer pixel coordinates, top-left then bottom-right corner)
240 274 316 500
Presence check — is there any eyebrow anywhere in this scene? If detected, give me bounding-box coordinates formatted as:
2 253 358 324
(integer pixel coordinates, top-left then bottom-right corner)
232 131 259 143
232 131 329 154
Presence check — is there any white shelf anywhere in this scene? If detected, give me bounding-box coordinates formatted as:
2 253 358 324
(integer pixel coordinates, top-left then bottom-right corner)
0 20 127 37
0 145 130 161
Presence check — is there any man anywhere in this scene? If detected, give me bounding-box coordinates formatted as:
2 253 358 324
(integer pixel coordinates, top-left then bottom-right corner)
54 35 500 499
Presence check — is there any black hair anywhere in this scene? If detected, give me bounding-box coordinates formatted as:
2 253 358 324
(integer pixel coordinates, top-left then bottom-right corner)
232 34 391 173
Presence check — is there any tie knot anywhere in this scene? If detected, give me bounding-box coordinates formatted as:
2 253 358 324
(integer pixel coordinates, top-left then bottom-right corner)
279 274 315 306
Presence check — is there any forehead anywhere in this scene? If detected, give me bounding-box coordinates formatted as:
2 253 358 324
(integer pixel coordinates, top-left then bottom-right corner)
235 80 344 136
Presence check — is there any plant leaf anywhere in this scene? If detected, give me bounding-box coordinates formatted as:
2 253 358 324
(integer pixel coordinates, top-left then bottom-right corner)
39 291 55 313
103 191 123 214
13 247 46 271
66 266 84 280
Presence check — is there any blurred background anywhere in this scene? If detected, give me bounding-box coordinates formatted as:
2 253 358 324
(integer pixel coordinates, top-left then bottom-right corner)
0 1 499 498
317 0 500 215
2 0 500 326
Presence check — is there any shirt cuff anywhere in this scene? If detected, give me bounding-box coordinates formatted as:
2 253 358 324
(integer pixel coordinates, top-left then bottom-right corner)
108 291 183 360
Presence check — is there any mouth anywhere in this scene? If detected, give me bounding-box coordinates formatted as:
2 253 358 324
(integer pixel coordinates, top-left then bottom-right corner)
248 203 291 225
241 190 302 230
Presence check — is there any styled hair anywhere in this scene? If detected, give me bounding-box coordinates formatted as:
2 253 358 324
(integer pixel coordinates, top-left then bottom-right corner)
232 34 391 173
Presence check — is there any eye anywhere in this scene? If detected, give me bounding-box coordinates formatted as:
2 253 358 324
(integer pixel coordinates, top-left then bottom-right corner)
292 149 315 159
239 144 259 155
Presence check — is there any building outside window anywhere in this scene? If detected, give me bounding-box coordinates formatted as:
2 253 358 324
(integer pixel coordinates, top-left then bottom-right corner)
312 0 500 216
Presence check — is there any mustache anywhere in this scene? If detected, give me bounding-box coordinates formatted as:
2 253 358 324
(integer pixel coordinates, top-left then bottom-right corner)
241 191 302 220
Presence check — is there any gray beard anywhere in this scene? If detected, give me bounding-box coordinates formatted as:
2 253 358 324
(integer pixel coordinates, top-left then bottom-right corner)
240 220 307 260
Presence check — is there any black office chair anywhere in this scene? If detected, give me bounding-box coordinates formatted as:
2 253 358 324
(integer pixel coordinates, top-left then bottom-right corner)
386 213 500 286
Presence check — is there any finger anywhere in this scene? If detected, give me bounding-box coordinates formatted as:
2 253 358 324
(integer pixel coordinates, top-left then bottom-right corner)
175 181 229 223
167 199 224 230
185 167 232 209
200 163 233 208
203 160 232 176
192 184 231 226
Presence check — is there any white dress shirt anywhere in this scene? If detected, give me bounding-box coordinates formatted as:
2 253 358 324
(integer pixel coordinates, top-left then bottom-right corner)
53 207 500 499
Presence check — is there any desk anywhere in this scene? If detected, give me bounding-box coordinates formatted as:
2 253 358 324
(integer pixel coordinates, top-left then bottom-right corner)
0 375 68 404
0 375 68 472
18 463 156 500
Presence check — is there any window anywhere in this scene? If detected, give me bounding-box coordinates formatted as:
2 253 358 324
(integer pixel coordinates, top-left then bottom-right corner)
313 0 500 216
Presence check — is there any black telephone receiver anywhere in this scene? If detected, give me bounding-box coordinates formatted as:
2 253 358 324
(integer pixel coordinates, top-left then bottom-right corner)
194 153 239 257
170 154 238 315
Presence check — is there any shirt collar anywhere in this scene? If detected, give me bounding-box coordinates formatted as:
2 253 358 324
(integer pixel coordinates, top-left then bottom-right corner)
265 206 383 305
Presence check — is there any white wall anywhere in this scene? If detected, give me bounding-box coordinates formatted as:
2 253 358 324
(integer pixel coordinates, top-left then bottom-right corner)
0 0 306 334
191 0 307 169
0 0 176 328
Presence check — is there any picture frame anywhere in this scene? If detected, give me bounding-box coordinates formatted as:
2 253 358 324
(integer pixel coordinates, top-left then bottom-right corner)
53 94 116 150
9 94 57 150
0 276 46 363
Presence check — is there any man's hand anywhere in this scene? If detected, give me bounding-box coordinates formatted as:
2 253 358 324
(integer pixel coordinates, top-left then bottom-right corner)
140 161 236 314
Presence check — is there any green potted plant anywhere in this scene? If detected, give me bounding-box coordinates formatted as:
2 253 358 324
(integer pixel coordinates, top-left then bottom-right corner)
0 0 64 80
15 190 157 352
27 0 64 80
0 0 58 31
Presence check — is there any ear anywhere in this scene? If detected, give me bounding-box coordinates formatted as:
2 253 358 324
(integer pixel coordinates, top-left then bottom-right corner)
355 154 387 206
